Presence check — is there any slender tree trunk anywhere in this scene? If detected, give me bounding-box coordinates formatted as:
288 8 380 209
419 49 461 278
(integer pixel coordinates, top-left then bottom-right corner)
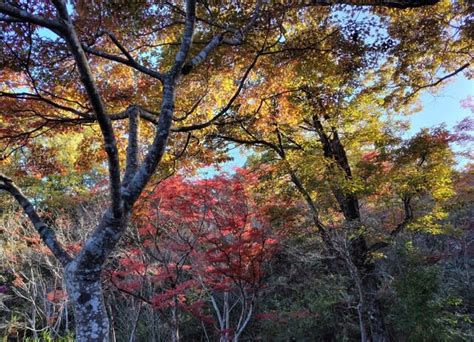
171 297 180 342
129 302 142 342
65 262 109 341
106 298 117 342
344 258 368 342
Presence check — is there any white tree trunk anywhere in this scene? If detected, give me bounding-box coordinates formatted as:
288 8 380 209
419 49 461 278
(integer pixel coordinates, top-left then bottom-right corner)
65 262 109 341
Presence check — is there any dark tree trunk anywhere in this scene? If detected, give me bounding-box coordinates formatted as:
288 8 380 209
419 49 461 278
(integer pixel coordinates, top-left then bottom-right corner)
351 237 388 342
363 272 388 342
311 114 390 341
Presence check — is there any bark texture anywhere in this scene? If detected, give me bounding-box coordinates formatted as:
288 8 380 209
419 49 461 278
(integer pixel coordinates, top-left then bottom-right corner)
65 262 109 341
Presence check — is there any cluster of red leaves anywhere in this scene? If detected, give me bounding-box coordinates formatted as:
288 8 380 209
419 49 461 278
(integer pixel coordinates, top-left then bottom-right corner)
113 171 279 323
46 289 67 304
144 172 278 289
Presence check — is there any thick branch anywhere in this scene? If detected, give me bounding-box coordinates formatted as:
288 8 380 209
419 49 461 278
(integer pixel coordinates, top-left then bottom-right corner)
311 113 360 221
170 0 196 77
0 4 64 34
179 0 263 75
122 1 197 205
0 174 72 266
391 197 413 237
122 81 175 206
182 34 223 75
52 0 122 217
109 106 159 124
122 106 140 188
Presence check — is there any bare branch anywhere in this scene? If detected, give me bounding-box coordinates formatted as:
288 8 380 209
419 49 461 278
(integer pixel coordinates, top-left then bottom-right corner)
82 32 164 81
173 93 207 122
52 0 122 217
405 63 470 101
0 3 63 34
0 91 90 117
122 106 140 188
0 174 72 266
212 134 279 151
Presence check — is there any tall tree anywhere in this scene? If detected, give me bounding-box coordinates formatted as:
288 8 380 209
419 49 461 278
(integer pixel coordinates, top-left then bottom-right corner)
208 2 471 340
0 0 464 340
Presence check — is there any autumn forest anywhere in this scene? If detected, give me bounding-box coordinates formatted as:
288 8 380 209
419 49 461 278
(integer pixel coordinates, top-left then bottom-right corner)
0 0 472 341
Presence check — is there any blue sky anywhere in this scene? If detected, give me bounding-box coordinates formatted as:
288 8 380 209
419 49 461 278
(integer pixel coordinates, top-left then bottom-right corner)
407 75 472 136
200 74 473 177
35 23 472 175
407 75 473 169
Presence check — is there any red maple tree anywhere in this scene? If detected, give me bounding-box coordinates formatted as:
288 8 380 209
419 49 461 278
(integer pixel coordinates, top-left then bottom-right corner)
110 171 278 341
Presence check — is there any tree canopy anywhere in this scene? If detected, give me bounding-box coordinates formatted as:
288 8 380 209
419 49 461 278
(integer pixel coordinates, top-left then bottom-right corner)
0 0 472 341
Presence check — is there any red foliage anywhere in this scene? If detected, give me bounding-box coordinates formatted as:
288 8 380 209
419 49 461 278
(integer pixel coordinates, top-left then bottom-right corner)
113 171 279 327
46 289 67 304
136 172 279 291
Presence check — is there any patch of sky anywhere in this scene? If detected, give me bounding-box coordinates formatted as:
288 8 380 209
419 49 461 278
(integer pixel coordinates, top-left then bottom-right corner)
36 27 59 40
406 75 473 169
405 75 472 137
198 145 249 179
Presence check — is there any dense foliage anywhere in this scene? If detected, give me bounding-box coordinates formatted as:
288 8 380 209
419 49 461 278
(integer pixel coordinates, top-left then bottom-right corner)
0 0 472 341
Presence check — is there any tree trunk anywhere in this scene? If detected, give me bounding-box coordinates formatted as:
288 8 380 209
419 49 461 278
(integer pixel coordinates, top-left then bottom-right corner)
362 268 388 342
171 298 180 342
350 236 389 342
65 262 109 341
106 298 117 342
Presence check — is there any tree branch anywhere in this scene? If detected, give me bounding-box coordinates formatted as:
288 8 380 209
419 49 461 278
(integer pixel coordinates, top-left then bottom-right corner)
181 34 223 75
306 0 439 8
108 106 159 124
82 34 164 81
0 91 90 118
174 49 262 132
122 106 140 189
391 196 413 237
0 174 72 266
405 63 470 101
52 0 122 217
0 3 64 34
122 0 197 206
170 0 196 78
213 131 329 238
